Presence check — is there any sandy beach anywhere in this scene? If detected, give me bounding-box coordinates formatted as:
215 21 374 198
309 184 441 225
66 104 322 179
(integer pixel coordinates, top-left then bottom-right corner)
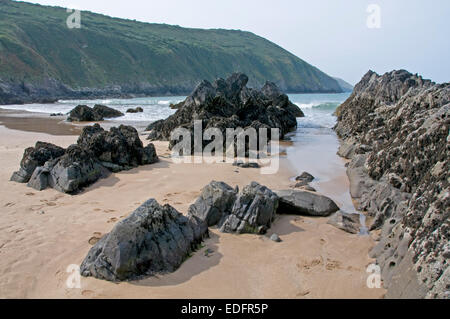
0 110 386 299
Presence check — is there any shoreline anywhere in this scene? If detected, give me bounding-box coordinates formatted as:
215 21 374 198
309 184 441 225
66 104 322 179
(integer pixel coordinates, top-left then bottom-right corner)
0 112 385 299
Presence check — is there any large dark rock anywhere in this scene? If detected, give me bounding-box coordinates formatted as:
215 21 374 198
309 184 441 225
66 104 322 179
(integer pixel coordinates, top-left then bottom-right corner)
126 107 144 113
11 124 159 194
146 73 304 154
187 181 237 227
80 199 208 282
275 190 339 217
334 69 449 299
219 182 279 234
77 124 158 171
92 104 124 118
188 181 279 234
10 142 65 183
67 105 103 122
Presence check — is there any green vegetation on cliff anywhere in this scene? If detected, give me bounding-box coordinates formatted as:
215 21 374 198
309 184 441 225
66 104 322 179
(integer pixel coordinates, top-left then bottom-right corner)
0 0 342 95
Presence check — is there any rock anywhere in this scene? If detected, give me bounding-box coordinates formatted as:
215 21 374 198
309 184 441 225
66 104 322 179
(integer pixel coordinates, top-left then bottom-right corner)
188 181 278 234
10 142 65 183
334 69 450 299
295 172 315 183
11 124 159 194
47 145 109 194
126 107 144 113
67 105 103 122
219 182 279 234
50 113 63 117
276 190 339 217
187 181 237 227
146 73 304 155
77 124 159 170
92 104 124 118
270 234 282 242
80 199 208 282
232 161 260 168
327 211 361 234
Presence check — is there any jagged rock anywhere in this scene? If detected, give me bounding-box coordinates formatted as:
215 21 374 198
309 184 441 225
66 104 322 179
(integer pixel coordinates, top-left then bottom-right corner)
188 181 278 234
11 124 159 194
77 124 158 170
47 145 109 194
276 190 339 217
270 234 282 242
295 172 315 183
67 105 103 122
92 104 124 118
232 161 260 168
146 73 304 154
80 199 208 282
327 211 361 234
10 142 65 183
126 107 144 113
335 69 449 299
219 182 279 234
187 181 237 227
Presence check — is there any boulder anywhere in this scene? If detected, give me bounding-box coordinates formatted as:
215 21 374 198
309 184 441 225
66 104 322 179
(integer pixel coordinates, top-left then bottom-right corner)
295 172 315 183
67 105 103 122
270 233 282 242
187 181 237 226
10 142 65 183
188 181 279 234
126 107 144 113
146 73 304 155
219 182 279 234
232 161 260 168
80 199 208 282
47 145 109 194
92 104 124 118
276 190 339 217
327 211 361 234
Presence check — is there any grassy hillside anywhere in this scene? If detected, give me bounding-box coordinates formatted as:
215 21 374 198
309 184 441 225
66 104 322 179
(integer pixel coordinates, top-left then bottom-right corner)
0 0 342 94
333 77 354 92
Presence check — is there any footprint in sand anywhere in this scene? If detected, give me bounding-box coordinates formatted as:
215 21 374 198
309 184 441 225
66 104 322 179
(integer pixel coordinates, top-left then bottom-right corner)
93 208 102 212
88 232 103 245
325 259 342 271
107 217 118 223
104 209 116 213
297 257 323 271
4 202 15 207
25 192 35 196
81 290 95 297
296 290 311 297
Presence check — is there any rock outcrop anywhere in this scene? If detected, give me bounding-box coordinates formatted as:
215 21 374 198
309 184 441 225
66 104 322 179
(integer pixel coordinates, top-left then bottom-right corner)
67 105 123 122
275 190 340 217
80 199 208 281
126 107 144 113
334 69 449 299
146 73 304 153
188 181 279 234
327 211 361 234
11 124 158 193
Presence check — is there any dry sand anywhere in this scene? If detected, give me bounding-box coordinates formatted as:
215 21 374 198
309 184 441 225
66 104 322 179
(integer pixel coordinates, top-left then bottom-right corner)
0 120 386 299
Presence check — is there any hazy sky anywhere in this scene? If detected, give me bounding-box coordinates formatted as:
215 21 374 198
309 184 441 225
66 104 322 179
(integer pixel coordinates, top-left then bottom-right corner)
23 0 450 84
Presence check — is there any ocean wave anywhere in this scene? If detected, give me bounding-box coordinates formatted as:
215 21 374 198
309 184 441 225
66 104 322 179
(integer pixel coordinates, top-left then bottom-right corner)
295 102 340 110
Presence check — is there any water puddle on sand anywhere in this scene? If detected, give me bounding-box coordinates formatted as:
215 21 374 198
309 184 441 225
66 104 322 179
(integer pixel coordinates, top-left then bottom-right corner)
285 126 369 236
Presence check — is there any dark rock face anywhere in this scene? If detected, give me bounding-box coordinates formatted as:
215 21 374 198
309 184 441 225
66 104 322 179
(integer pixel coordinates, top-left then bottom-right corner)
77 124 158 171
146 73 304 152
80 199 208 282
67 105 103 122
126 107 144 113
11 124 158 194
67 105 123 122
219 182 279 234
327 211 361 234
92 104 124 118
295 172 315 183
188 181 279 234
275 190 339 217
10 142 65 183
334 69 449 299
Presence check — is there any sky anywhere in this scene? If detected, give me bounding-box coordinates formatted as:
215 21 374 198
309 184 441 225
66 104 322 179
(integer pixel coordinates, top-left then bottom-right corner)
23 0 450 85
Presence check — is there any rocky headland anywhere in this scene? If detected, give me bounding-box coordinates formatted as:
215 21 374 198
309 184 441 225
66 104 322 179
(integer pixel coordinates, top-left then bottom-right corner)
334 69 449 299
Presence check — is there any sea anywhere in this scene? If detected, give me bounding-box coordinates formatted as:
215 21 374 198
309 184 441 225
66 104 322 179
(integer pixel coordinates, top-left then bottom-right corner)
1 92 367 233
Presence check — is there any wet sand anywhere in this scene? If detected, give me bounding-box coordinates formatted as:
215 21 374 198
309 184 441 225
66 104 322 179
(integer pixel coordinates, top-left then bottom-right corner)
0 113 386 299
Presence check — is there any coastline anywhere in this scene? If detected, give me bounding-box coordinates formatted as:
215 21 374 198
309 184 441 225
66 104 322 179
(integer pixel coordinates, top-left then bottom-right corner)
0 111 385 299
